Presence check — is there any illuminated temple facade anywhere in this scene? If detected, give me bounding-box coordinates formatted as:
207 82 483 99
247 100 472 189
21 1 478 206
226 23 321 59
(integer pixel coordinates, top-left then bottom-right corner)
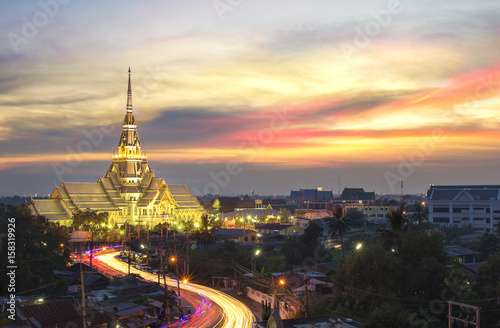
29 69 206 227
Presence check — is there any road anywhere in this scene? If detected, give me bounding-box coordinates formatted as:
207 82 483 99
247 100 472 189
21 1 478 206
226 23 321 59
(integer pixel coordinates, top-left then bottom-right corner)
95 252 255 328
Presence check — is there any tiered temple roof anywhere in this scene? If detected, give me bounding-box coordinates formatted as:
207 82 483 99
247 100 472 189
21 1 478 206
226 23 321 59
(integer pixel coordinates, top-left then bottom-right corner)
29 69 205 226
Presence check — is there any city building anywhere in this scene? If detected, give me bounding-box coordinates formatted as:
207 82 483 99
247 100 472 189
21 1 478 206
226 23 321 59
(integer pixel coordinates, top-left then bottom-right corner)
334 187 376 205
289 188 334 206
29 69 205 227
427 185 500 232
254 223 300 237
343 204 393 220
212 228 259 244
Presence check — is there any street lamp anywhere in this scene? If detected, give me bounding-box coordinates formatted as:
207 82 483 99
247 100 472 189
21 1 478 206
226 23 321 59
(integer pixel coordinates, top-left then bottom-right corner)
272 277 286 310
356 243 362 250
251 249 261 272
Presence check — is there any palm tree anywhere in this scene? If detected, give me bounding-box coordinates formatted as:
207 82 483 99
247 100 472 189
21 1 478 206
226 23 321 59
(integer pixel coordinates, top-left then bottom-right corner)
327 206 351 259
410 202 428 225
377 205 409 251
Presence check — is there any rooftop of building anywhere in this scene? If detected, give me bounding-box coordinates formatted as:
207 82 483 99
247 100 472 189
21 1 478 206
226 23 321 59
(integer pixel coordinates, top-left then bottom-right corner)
428 185 500 201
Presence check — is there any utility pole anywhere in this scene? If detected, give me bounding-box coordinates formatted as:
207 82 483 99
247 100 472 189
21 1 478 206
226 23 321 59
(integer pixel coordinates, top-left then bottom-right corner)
163 263 170 325
158 250 162 284
80 256 87 327
127 246 131 275
185 228 189 277
89 228 93 269
137 219 143 239
304 270 308 318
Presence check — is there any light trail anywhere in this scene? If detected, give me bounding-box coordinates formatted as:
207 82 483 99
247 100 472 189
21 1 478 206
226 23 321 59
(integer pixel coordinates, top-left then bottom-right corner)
96 251 255 328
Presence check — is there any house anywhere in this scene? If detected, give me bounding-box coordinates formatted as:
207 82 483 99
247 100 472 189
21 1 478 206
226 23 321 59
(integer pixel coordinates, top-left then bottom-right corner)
254 310 365 328
445 245 480 265
107 274 164 296
213 228 260 244
427 185 500 232
316 262 340 275
254 223 298 237
17 299 112 328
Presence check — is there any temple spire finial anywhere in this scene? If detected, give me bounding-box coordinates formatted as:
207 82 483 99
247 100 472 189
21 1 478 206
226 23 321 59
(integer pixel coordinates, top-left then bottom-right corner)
127 67 132 112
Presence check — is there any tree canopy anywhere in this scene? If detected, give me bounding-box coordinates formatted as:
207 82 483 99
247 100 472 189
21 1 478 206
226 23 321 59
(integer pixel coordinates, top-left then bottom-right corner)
0 205 70 296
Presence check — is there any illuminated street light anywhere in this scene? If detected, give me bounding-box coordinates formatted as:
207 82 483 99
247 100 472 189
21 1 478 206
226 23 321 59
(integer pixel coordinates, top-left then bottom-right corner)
170 256 176 262
252 249 261 271
183 279 188 284
140 244 145 249
356 243 362 250
194 222 199 228
279 279 285 285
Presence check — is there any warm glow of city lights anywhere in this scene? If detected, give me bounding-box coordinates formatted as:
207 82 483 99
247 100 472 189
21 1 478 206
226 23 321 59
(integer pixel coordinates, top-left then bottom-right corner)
96 252 255 327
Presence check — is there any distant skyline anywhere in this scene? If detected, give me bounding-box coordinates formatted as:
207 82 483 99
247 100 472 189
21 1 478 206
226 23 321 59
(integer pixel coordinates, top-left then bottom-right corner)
1 0 500 196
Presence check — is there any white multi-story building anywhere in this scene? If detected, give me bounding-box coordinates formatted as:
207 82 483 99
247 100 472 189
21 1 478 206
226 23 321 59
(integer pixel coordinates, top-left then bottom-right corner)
427 185 500 232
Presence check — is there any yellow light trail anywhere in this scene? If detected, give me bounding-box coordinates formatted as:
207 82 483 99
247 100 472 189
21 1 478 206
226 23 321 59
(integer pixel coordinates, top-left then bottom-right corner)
97 252 255 328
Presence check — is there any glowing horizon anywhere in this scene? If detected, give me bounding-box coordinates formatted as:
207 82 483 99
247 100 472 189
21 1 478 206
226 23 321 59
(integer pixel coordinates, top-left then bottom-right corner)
1 0 500 196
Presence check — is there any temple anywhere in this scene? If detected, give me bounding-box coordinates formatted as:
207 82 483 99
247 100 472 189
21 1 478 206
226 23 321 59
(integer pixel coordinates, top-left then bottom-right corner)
29 69 205 227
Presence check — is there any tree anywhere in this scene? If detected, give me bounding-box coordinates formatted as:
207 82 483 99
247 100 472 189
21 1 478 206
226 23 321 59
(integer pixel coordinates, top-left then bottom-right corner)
294 209 307 217
333 231 447 326
301 221 323 247
478 232 500 258
279 208 290 224
260 254 286 273
366 303 416 328
0 205 70 296
409 202 428 225
281 222 324 268
212 198 221 214
440 224 460 245
345 209 365 229
377 205 409 251
71 210 109 237
192 214 218 251
281 236 304 266
475 251 500 297
472 251 500 326
327 206 351 259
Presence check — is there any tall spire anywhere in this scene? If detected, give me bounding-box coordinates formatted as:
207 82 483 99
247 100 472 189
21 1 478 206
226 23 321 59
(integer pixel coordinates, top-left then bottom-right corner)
127 67 132 113
112 67 147 173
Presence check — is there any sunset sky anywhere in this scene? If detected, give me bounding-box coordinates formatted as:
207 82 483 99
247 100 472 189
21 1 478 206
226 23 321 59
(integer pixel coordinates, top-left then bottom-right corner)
1 0 500 196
